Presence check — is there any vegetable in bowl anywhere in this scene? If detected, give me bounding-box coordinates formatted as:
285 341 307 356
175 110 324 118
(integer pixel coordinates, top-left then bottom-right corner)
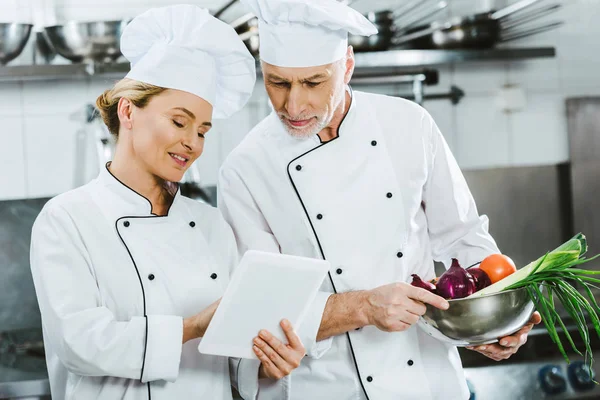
413 233 600 379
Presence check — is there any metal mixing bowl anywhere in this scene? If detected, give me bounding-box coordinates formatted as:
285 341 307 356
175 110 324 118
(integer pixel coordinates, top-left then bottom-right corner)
44 20 128 63
418 287 535 346
0 23 33 65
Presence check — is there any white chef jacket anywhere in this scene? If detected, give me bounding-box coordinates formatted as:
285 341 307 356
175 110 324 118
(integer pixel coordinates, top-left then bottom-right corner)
30 165 241 400
218 89 500 400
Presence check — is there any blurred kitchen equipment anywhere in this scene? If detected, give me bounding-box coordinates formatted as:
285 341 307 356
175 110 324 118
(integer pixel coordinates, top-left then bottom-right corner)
213 0 238 18
44 20 128 63
31 0 57 64
395 0 561 49
0 23 33 65
34 32 56 64
501 3 561 30
419 287 535 345
364 0 437 26
233 14 259 56
348 1 448 52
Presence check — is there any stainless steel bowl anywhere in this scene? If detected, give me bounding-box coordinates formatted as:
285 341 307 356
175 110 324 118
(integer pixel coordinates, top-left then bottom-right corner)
418 287 535 346
44 20 128 63
0 23 33 65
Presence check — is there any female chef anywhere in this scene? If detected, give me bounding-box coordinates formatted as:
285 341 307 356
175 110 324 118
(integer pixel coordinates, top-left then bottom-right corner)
29 5 304 400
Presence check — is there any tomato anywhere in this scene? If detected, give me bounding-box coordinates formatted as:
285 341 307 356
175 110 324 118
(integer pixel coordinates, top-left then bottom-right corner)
479 254 517 283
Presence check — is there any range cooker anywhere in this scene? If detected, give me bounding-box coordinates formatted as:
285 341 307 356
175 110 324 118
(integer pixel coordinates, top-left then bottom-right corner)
461 324 600 400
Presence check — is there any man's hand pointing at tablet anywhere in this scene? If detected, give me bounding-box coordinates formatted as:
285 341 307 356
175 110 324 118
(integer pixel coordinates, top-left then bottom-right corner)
253 319 306 379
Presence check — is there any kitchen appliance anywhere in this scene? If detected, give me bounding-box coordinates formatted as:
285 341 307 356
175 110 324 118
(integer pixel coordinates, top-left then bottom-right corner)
0 201 51 399
0 328 50 400
567 97 600 263
0 23 33 65
462 325 600 399
44 20 128 63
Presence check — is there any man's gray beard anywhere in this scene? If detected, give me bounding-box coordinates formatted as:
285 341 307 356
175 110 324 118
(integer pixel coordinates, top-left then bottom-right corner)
279 113 332 140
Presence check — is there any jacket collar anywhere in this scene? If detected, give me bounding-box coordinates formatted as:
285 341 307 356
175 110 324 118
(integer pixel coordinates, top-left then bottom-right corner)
97 162 182 218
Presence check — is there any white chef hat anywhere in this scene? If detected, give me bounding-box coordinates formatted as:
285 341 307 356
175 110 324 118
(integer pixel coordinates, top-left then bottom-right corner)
120 4 256 119
240 0 377 68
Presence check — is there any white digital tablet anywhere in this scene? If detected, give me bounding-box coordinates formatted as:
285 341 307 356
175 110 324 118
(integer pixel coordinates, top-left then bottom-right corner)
198 250 330 359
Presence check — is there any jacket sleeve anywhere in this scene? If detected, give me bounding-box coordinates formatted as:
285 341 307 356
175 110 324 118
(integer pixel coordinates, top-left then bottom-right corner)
30 204 183 382
218 163 333 396
421 110 501 268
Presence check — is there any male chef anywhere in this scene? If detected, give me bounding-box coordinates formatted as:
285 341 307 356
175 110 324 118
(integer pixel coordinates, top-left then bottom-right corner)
218 1 541 399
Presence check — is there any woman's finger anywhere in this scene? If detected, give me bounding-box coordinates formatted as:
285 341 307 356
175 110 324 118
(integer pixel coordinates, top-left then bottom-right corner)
258 330 294 361
280 319 304 352
253 345 278 376
254 337 292 375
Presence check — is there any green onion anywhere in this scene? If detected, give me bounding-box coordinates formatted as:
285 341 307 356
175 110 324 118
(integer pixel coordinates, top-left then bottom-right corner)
468 233 600 378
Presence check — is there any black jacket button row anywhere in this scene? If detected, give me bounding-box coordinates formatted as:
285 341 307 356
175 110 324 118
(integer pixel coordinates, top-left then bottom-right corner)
366 376 373 382
148 274 155 281
210 273 218 280
123 221 130 227
189 221 196 227
397 252 404 258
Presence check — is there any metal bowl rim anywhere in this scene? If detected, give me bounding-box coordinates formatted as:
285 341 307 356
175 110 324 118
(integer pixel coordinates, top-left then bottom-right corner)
44 20 129 30
446 286 529 303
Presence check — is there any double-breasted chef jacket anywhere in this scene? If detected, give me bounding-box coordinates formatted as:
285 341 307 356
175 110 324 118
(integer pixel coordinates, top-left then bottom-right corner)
218 89 501 400
30 165 241 400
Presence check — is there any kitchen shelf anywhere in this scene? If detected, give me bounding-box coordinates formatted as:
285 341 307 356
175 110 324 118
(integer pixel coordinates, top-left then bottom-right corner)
353 47 556 69
0 47 555 82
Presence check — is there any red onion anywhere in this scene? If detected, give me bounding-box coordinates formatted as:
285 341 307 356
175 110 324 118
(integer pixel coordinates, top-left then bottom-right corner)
410 274 437 293
469 267 492 291
436 258 476 299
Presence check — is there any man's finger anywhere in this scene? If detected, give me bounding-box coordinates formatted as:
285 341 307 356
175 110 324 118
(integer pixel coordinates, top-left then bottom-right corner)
407 286 449 310
280 319 304 351
406 299 427 316
530 311 542 324
399 310 419 326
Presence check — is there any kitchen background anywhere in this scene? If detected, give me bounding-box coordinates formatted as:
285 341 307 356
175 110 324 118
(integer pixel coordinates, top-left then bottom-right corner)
0 0 599 399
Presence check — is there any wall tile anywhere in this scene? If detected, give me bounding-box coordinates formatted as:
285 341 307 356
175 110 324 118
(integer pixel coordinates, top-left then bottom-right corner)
455 95 511 169
0 116 27 200
23 80 89 116
509 93 568 166
508 58 560 92
23 114 82 198
0 83 23 115
453 62 509 95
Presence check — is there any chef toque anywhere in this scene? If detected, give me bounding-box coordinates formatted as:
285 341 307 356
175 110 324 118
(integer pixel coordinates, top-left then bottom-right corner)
240 0 377 68
120 4 256 119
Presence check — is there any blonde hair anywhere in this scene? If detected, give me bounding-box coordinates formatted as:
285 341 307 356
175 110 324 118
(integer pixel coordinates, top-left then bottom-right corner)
95 78 167 136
